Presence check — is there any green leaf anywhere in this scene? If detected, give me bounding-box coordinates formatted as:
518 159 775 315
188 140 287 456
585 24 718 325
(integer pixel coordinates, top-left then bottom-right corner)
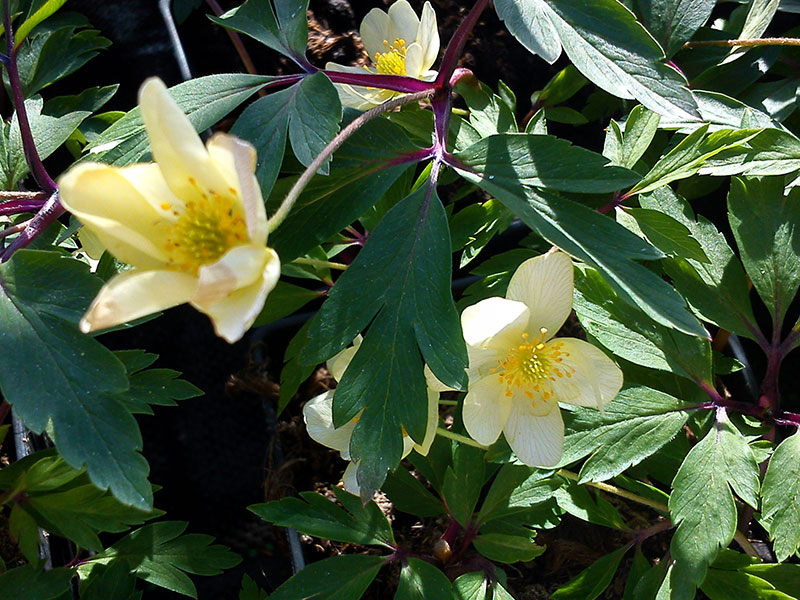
277 320 315 414
477 465 561 524
573 266 712 381
493 0 700 120
728 176 800 327
382 466 445 518
456 82 517 137
622 208 709 263
726 0 780 63
742 564 800 598
453 572 488 600
77 521 241 598
761 431 800 561
455 145 707 338
44 84 118 117
79 561 140 600
0 250 152 509
395 558 454 600
231 72 341 196
555 482 629 530
562 385 691 483
629 126 761 195
638 0 716 57
86 73 277 166
239 574 269 600
14 0 69 45
611 105 661 169
249 489 395 548
455 133 639 193
473 532 545 564
252 281 321 327
658 90 776 133
268 116 420 262
269 554 385 600
210 0 309 62
666 413 760 600
641 187 758 340
442 444 486 527
701 568 793 600
302 184 467 496
0 565 74 600
551 545 628 599
699 128 800 177
622 548 652 600
114 350 202 414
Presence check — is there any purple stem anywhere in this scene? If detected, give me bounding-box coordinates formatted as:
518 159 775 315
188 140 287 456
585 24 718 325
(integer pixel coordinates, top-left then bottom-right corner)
323 69 436 94
0 200 45 215
435 0 491 86
1 193 64 261
3 2 57 195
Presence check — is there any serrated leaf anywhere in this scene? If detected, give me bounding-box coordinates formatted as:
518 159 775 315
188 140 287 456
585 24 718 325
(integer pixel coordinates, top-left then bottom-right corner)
210 0 309 63
622 208 709 263
268 116 420 262
562 385 691 483
454 144 707 338
761 432 800 560
701 568 793 600
231 72 341 196
658 90 777 133
269 554 385 600
615 105 660 169
555 482 628 530
457 82 517 137
382 466 444 517
14 0 69 45
301 184 467 496
114 350 202 414
494 0 700 120
86 74 277 166
573 266 712 381
442 444 486 527
395 558 455 600
77 521 240 598
249 490 395 548
473 532 545 564
0 250 152 509
477 464 561 524
551 545 628 599
0 565 74 600
666 413 760 600
239 574 269 600
700 128 800 177
641 187 759 340
728 176 800 327
742 564 800 598
638 0 716 57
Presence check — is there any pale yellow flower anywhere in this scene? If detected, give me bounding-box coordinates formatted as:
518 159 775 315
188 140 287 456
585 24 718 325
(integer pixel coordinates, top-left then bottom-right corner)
59 78 280 343
303 337 439 495
326 0 439 109
461 252 623 467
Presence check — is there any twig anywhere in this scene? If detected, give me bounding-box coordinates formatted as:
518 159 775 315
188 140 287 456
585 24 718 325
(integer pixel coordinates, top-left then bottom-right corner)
683 37 800 49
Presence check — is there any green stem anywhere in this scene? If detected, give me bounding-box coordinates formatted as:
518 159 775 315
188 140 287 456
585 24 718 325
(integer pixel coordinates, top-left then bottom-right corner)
266 89 435 234
683 37 800 49
557 469 669 513
291 257 348 271
436 427 487 449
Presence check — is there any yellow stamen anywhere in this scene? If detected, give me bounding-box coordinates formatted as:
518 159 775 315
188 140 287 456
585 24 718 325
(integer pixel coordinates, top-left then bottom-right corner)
374 38 407 75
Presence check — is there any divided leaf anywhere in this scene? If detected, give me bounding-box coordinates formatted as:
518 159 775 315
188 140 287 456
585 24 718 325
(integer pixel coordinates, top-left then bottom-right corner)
761 431 800 561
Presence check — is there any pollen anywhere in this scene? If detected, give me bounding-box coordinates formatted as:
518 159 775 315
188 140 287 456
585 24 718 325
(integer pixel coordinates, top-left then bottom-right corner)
163 177 248 273
374 38 407 76
495 331 575 407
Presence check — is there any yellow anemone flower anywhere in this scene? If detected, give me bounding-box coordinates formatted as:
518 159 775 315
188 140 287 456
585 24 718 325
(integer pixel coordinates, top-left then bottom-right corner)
461 252 623 467
303 337 439 495
326 0 440 109
59 78 280 343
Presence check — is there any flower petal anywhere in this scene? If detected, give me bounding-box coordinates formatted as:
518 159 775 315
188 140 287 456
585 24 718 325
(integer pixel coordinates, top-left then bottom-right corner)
424 364 455 392
360 7 391 57
191 247 280 343
324 62 393 109
417 1 440 72
548 338 623 408
59 162 174 268
80 269 196 333
403 42 424 79
193 244 271 307
387 0 420 46
461 296 529 350
466 344 502 383
463 375 513 446
328 335 363 382
303 390 356 457
138 78 231 201
504 401 564 467
506 252 574 340
412 389 440 455
206 133 267 245
342 461 361 496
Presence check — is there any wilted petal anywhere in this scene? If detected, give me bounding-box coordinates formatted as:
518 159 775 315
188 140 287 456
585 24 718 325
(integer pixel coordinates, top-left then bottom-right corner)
463 375 513 446
139 78 231 201
506 252 574 340
461 296 529 350
303 390 356 457
417 1 439 72
360 7 391 57
504 400 564 467
387 0 420 46
80 269 196 333
59 162 174 269
192 247 280 343
549 338 623 408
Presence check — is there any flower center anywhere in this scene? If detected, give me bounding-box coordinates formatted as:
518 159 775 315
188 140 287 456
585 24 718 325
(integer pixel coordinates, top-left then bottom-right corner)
491 329 573 405
373 38 407 75
163 177 248 273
